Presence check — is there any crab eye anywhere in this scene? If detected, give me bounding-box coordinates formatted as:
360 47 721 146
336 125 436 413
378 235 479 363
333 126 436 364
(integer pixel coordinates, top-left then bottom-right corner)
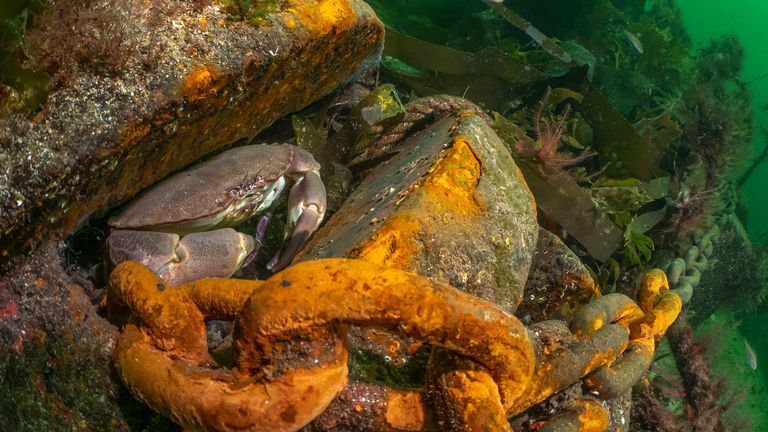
229 189 241 198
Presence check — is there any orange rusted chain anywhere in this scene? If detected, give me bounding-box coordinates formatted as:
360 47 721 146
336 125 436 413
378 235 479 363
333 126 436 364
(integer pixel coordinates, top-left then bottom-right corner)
631 291 682 343
235 258 535 412
510 273 680 421
110 258 536 430
631 270 682 342
569 293 645 339
427 349 511 431
510 287 657 417
584 269 682 399
110 261 348 432
108 261 260 353
636 269 668 313
510 323 628 416
111 259 679 430
582 341 654 399
528 399 609 432
305 381 431 431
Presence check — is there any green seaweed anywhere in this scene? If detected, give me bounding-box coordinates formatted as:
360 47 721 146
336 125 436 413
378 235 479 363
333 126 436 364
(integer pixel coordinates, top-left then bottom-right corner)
0 0 50 114
479 0 572 65
348 347 430 390
623 223 655 266
569 72 667 179
346 83 405 157
215 0 280 24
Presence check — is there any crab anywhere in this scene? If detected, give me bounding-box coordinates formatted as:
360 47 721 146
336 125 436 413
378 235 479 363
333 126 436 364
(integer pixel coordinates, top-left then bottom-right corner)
106 143 327 286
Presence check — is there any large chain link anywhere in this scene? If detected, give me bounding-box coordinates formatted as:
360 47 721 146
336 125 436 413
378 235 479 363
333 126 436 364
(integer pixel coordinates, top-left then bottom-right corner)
109 258 535 431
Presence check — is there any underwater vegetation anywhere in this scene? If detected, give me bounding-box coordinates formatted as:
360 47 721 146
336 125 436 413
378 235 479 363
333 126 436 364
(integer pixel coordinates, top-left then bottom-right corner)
0 0 50 114
512 94 596 181
0 0 218 115
655 36 753 249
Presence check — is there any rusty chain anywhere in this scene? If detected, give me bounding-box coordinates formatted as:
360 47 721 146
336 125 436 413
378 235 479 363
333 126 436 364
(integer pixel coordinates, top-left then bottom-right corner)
109 258 536 431
109 257 681 431
661 220 724 304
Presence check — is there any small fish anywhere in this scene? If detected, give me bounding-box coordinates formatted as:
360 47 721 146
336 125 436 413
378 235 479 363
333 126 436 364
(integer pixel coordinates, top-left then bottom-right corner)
745 338 758 370
625 31 644 54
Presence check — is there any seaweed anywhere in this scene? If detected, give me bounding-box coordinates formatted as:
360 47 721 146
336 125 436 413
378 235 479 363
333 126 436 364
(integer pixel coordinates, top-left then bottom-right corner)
216 0 279 24
511 93 596 181
381 28 545 110
23 0 146 82
618 213 655 267
493 112 622 261
575 76 668 179
479 0 573 65
0 0 50 114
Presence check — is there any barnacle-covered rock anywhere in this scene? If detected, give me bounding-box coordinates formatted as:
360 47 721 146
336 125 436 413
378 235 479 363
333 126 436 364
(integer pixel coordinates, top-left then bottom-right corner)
0 0 384 268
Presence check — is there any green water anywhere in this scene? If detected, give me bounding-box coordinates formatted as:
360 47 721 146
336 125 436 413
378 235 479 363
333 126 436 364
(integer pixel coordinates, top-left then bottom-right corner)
677 1 768 242
677 1 768 426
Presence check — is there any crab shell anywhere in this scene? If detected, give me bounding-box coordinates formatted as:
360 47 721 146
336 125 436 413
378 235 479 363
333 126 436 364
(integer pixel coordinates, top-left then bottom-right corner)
107 143 327 285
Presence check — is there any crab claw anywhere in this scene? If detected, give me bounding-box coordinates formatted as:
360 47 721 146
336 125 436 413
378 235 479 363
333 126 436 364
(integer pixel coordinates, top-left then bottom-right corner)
267 170 326 272
108 228 255 286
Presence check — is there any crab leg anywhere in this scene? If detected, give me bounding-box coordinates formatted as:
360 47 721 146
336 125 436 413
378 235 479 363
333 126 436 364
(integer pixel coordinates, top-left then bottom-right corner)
267 170 327 271
108 228 255 286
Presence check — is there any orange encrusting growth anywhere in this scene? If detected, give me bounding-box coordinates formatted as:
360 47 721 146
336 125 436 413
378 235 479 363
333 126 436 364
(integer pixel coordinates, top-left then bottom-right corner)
528 398 609 431
429 351 512 431
181 65 220 101
383 391 426 431
351 136 482 269
583 269 682 400
236 258 534 411
420 136 482 216
352 214 422 269
285 0 355 35
575 399 611 432
109 261 348 432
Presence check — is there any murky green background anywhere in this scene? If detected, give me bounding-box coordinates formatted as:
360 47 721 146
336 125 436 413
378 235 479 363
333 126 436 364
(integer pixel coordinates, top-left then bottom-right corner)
678 0 768 415
677 1 768 242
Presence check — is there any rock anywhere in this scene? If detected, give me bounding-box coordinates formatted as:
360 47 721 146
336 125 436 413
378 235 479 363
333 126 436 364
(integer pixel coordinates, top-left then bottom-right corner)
300 98 538 312
0 0 384 269
0 244 129 429
516 228 599 325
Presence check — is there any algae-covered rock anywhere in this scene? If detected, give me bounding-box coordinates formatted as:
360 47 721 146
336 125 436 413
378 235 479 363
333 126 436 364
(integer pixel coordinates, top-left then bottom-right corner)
0 0 384 269
0 244 130 430
300 97 538 312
